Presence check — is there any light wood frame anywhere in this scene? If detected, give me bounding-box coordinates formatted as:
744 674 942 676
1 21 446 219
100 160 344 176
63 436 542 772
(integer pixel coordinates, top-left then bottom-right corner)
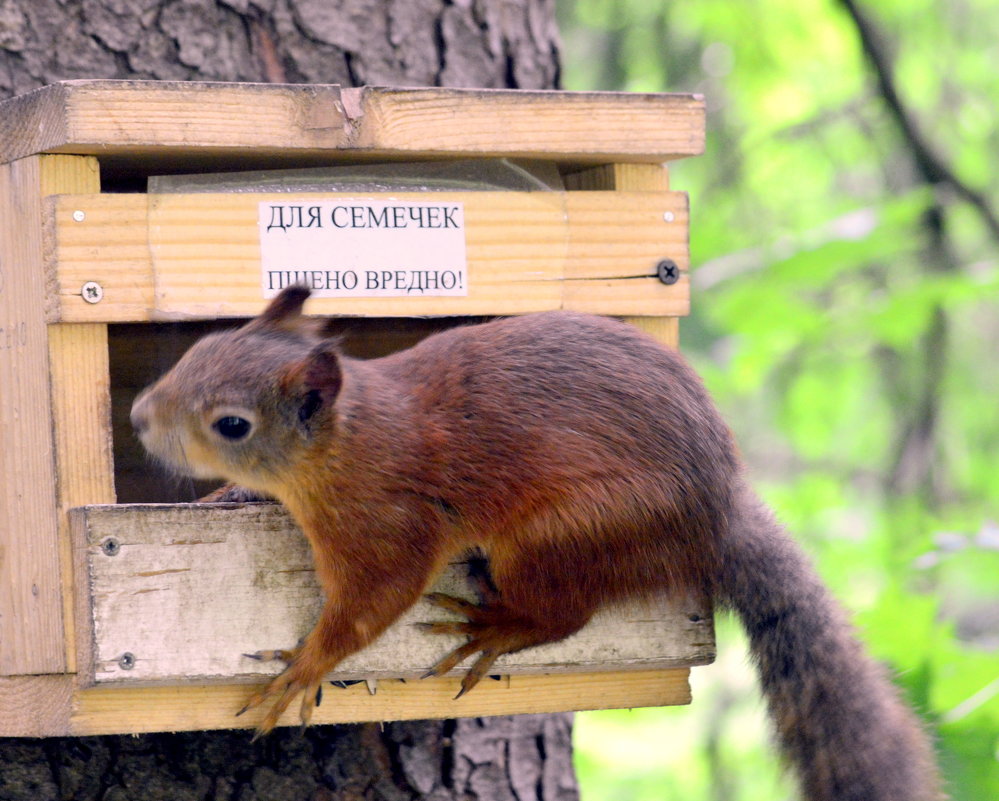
0 81 706 736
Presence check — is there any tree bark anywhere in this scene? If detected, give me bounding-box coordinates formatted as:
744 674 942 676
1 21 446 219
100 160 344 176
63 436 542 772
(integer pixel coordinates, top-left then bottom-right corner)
0 1 575 799
0 716 577 801
0 0 560 97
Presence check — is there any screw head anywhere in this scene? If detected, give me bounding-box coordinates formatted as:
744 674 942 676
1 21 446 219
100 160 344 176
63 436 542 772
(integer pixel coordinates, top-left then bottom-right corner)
663 211 675 223
656 259 681 285
72 210 86 222
101 538 120 557
82 281 104 303
118 652 135 670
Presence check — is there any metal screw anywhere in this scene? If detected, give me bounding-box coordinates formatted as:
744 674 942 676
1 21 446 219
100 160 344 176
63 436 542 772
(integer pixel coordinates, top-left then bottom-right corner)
81 281 104 304
656 259 681 285
72 210 86 222
118 652 135 670
101 538 120 557
663 211 675 222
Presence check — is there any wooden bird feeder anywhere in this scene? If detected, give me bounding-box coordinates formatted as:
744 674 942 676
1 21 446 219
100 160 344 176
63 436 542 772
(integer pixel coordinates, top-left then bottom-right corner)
0 80 712 736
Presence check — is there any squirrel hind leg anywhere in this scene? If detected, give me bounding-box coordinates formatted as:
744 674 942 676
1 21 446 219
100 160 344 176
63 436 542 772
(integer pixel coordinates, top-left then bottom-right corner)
419 574 598 696
419 594 589 697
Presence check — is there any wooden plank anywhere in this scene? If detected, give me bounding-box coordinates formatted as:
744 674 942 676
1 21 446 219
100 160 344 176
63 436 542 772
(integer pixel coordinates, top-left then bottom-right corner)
49 323 115 675
0 156 68 674
564 163 671 192
46 190 689 321
570 163 683 344
627 315 680 349
46 326 116 521
0 81 706 167
39 155 113 676
0 676 73 737
562 276 689 318
71 504 714 688
562 191 687 279
68 669 691 736
42 190 152 321
0 669 692 736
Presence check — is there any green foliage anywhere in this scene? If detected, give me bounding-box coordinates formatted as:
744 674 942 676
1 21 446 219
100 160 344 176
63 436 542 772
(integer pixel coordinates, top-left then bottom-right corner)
558 0 999 798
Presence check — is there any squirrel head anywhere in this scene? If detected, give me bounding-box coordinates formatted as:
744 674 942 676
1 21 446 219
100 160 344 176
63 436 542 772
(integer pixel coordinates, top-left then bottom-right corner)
131 286 342 494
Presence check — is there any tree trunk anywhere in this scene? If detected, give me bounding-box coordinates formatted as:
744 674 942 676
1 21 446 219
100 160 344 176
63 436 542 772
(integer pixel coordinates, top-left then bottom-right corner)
0 2 575 799
0 0 560 95
0 716 576 801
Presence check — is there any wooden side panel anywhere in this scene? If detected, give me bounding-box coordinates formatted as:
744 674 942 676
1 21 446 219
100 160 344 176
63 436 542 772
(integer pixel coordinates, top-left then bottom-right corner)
625 315 680 349
49 323 115 674
0 676 73 736
569 163 683 345
0 156 68 674
37 155 112 678
0 81 706 166
564 163 671 193
47 190 689 321
72 504 714 687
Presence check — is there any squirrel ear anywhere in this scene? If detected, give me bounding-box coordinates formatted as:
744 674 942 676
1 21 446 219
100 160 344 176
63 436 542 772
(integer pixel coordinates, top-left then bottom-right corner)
302 341 342 397
281 341 342 424
245 285 314 335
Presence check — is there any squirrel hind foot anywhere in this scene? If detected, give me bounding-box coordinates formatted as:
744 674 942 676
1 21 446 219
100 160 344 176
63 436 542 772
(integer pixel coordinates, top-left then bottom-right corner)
418 592 587 697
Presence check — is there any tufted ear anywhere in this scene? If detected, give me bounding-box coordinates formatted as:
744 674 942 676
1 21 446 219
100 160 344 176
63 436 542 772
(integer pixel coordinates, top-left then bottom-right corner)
245 285 325 337
279 340 343 425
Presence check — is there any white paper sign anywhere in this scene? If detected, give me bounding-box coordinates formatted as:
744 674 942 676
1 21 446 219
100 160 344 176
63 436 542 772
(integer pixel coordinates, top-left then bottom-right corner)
259 200 467 298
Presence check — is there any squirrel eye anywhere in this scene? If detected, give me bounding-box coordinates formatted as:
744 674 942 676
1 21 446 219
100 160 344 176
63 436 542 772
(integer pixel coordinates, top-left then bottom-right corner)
213 415 252 441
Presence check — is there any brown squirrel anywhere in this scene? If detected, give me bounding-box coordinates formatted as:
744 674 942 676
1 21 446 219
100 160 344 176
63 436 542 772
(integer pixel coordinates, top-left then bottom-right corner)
131 285 943 801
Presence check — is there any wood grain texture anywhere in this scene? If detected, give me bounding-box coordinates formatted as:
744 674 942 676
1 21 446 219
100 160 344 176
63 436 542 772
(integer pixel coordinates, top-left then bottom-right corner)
571 163 683 347
0 667 691 736
0 155 84 675
71 504 714 687
0 676 73 736
68 669 691 736
0 81 706 166
625 315 680 349
42 191 152 321
564 163 671 192
46 190 689 321
40 156 113 677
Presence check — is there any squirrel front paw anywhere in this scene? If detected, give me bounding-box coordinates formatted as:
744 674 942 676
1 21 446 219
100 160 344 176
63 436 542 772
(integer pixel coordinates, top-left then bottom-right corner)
198 483 274 503
237 646 325 738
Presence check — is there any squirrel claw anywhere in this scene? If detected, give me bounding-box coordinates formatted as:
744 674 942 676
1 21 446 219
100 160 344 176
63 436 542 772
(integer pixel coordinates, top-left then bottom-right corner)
236 644 325 737
245 680 297 737
414 620 475 636
424 592 480 615
420 594 535 697
244 648 297 663
421 639 482 679
453 650 500 699
297 681 321 728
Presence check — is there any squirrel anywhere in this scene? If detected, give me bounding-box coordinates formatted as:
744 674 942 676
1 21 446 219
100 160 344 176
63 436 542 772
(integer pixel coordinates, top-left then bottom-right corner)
131 285 943 801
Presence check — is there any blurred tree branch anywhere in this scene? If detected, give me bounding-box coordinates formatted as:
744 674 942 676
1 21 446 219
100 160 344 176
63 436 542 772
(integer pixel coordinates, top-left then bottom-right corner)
838 0 975 501
838 0 999 243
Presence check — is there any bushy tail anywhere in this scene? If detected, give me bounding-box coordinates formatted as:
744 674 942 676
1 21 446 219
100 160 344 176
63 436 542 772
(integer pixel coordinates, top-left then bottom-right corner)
717 482 943 801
